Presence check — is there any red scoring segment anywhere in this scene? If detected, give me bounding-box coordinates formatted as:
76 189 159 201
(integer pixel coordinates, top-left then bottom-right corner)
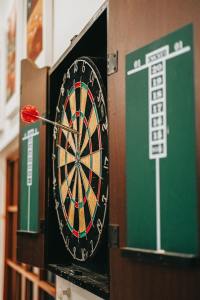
21 105 40 124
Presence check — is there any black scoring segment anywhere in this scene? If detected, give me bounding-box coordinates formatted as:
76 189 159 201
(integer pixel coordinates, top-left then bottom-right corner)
60 166 66 184
73 205 79 232
81 142 90 158
61 131 67 148
90 128 100 152
64 196 71 214
84 198 92 228
81 163 90 181
67 162 75 175
84 94 93 123
80 122 87 150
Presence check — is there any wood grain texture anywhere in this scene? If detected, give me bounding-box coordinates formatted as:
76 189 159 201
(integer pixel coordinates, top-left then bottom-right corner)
108 1 200 299
6 259 56 297
17 59 48 267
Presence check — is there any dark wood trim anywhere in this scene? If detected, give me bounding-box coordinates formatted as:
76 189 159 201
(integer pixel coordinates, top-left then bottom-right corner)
7 205 18 213
4 150 56 299
4 152 19 300
6 260 56 297
108 1 200 299
17 59 49 267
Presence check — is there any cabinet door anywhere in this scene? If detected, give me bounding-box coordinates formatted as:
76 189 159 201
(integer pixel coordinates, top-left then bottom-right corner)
17 59 48 267
108 1 200 299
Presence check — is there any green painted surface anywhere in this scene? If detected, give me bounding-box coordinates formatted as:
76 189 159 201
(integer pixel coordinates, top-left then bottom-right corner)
19 123 40 233
126 24 198 255
126 70 157 250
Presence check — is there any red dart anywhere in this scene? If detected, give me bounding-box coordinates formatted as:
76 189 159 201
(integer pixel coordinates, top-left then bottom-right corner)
21 105 39 123
20 105 79 135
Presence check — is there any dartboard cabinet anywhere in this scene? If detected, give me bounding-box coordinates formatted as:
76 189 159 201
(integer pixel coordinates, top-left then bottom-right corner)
17 5 109 299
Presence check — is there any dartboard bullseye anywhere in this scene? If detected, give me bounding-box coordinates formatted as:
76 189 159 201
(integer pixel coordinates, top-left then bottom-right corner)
52 57 108 261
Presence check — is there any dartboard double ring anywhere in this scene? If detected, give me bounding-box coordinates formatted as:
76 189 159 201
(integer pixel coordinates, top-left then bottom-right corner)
52 57 108 261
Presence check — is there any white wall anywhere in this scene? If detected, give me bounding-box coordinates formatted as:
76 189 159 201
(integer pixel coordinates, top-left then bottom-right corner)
53 0 105 64
0 0 24 151
56 276 104 300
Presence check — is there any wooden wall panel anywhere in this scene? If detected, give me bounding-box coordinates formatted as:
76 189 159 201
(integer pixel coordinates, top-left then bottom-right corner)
17 59 48 267
108 1 200 299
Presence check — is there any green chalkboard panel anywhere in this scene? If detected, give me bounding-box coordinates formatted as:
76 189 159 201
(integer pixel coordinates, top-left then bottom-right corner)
125 24 198 256
19 123 40 233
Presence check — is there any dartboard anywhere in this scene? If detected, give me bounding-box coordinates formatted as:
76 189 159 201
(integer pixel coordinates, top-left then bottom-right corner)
52 57 108 261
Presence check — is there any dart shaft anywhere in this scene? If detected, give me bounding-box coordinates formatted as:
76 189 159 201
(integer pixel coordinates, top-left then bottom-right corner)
38 115 79 134
23 111 79 135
